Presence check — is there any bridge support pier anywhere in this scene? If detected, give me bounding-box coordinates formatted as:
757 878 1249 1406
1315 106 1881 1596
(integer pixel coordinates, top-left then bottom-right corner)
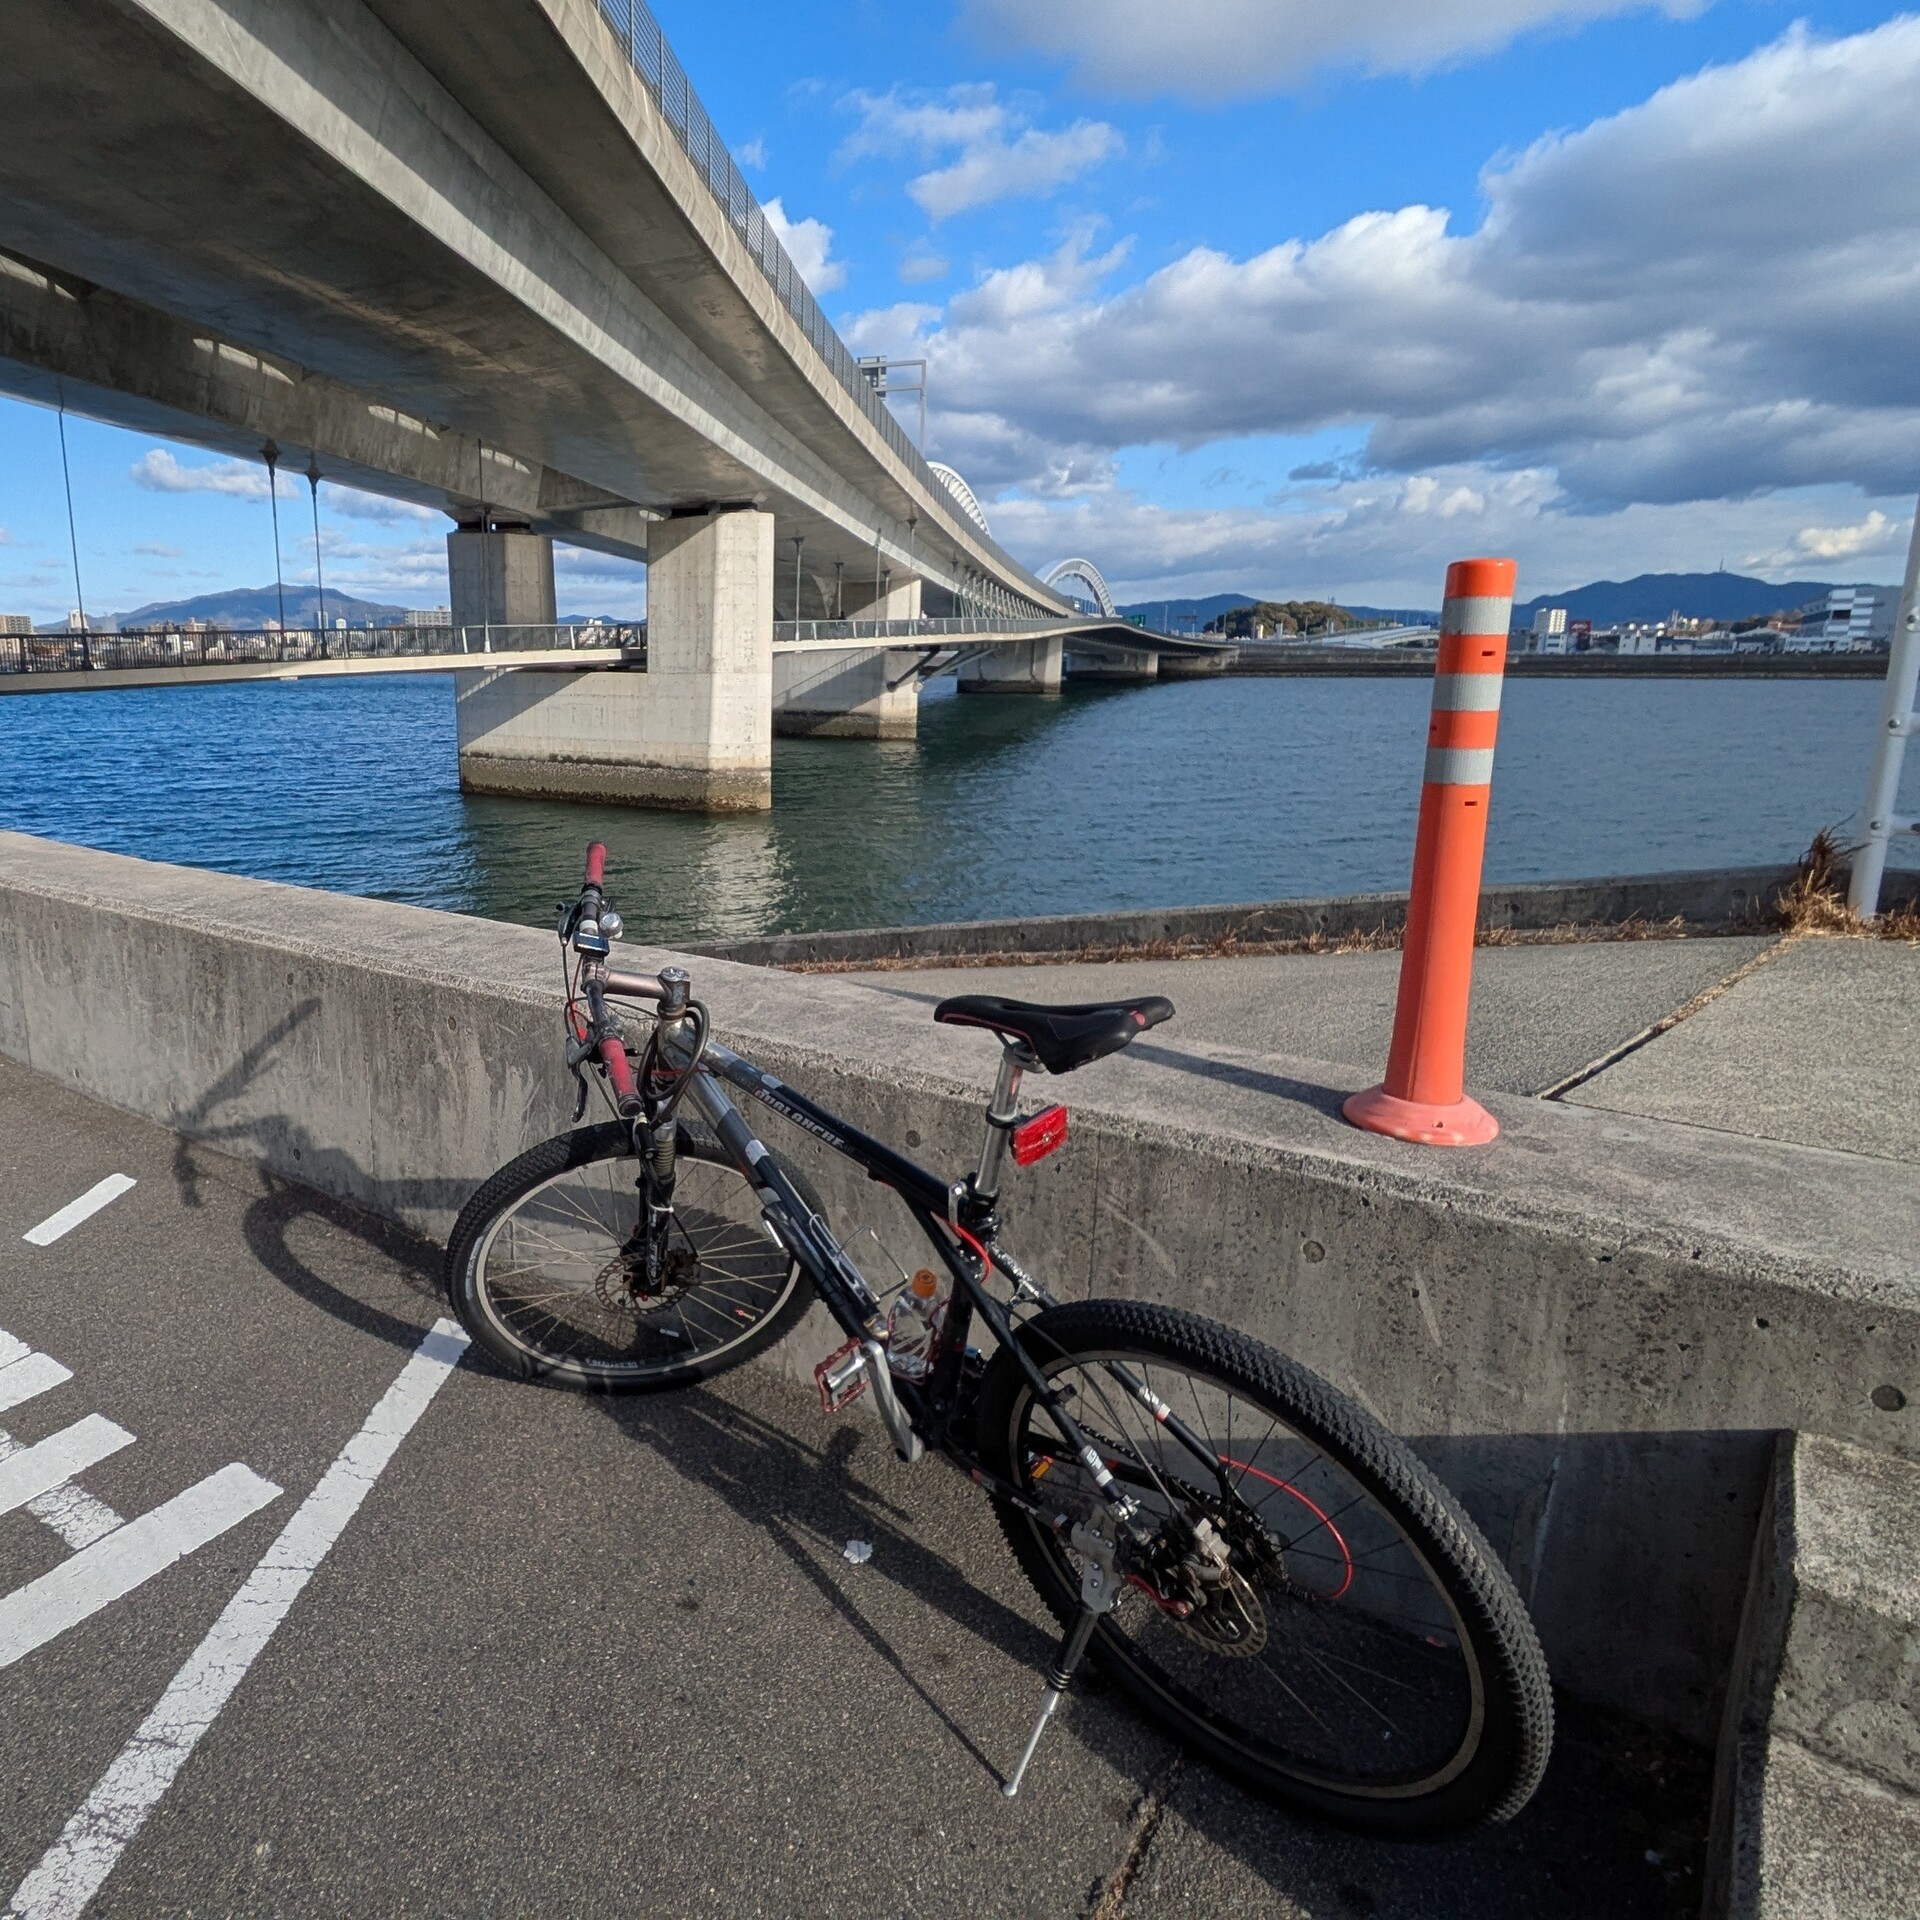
456 508 773 812
1159 651 1233 680
774 650 919 738
1065 648 1158 682
958 635 1063 696
448 525 556 637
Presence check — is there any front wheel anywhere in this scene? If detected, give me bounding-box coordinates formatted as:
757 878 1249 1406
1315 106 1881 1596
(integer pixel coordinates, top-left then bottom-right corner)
445 1122 816 1391
974 1299 1553 1835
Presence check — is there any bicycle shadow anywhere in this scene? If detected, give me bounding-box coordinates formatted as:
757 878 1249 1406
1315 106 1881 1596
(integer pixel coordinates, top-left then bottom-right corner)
582 1369 1121 1789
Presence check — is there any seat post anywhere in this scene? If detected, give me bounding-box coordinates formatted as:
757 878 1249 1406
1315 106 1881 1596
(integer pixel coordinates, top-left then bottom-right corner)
973 1046 1026 1203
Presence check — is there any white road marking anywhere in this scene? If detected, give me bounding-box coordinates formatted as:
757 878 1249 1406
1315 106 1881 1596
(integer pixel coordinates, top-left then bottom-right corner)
0 1354 73 1415
5 1318 470 1920
0 1463 281 1673
0 1329 120 1545
0 1418 134 1519
23 1177 137 1248
21 1480 126 1553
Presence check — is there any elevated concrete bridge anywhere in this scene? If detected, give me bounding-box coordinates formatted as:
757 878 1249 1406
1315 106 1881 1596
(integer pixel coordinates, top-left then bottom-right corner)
0 0 1224 806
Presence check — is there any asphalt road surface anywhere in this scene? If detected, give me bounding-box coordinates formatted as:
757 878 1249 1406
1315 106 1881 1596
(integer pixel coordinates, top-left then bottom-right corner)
0 1056 1708 1917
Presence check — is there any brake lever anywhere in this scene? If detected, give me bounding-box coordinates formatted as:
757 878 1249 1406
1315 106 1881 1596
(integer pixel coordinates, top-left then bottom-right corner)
569 1062 590 1123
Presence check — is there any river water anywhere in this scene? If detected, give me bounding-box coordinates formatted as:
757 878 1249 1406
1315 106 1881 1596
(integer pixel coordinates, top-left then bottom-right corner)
2 673 1912 943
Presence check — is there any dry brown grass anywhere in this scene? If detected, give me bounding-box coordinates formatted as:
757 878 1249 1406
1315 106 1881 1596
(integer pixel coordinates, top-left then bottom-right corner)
1773 827 1920 941
786 913 1700 973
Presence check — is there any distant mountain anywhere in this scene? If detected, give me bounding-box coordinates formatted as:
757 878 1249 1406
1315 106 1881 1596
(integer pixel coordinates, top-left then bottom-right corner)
1341 604 1441 626
1512 572 1891 629
1117 593 1254 626
103 585 417 631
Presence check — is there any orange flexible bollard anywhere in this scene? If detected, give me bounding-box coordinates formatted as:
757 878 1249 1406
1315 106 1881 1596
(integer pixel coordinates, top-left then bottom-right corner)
1344 558 1517 1147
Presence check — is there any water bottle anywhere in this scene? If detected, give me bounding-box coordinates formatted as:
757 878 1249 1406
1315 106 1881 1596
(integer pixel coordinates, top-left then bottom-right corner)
886 1268 947 1379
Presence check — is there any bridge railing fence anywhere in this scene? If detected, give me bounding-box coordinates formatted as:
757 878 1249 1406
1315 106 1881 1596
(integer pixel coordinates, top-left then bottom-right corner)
0 625 644 678
590 0 1056 616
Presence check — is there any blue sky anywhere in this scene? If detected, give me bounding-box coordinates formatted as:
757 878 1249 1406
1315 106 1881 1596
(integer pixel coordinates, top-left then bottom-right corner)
2 0 1916 620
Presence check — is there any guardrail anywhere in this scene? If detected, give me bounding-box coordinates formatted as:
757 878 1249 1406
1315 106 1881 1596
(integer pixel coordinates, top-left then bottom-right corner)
589 0 1054 615
0 624 645 677
774 616 1071 646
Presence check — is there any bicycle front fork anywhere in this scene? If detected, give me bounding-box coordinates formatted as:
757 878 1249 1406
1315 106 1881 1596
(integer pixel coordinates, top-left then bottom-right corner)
1001 1519 1124 1797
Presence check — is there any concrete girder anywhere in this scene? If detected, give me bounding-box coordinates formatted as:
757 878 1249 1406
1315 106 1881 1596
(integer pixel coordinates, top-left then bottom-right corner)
0 0 1068 614
0 249 656 564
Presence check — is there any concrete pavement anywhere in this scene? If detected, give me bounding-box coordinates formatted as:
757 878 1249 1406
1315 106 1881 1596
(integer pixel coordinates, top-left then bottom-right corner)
1567 938 1920 1163
841 936 1779 1098
0 1057 1708 1918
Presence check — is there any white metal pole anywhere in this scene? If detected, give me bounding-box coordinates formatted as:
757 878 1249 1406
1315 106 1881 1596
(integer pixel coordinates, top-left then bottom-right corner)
1848 496 1920 918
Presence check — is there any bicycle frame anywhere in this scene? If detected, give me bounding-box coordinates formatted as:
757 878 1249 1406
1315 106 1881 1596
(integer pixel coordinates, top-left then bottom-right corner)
594 963 1234 1543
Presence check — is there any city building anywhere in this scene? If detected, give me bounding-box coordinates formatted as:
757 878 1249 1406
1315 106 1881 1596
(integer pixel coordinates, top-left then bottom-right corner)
0 613 31 634
1531 606 1569 654
406 605 453 629
1789 587 1894 651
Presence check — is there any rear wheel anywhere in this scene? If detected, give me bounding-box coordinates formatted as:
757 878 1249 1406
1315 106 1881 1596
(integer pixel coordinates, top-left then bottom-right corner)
446 1122 816 1391
975 1299 1552 1834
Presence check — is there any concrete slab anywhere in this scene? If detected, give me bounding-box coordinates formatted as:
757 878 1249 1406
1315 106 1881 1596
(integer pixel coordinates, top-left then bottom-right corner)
1568 937 1920 1164
843 937 1777 1096
1706 1433 1920 1917
0 1059 1708 1917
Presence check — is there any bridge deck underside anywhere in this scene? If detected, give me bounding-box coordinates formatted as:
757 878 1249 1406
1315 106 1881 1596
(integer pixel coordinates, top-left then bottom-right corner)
0 0 1051 613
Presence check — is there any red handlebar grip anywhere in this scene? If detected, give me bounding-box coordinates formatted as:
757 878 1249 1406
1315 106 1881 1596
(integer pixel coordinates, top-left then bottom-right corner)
598 1034 637 1104
583 841 608 887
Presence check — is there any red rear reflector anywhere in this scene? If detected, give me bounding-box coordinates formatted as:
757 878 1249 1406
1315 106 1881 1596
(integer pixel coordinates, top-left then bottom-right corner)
1012 1104 1069 1166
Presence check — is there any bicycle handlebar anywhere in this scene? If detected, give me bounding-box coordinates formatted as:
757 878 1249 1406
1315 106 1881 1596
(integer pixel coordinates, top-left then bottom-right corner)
583 841 607 888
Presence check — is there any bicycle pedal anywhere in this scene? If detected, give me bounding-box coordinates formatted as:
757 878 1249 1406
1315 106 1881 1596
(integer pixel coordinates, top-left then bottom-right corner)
815 1339 869 1415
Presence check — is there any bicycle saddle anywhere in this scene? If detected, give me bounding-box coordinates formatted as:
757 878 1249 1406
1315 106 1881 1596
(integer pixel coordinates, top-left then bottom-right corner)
932 993 1173 1074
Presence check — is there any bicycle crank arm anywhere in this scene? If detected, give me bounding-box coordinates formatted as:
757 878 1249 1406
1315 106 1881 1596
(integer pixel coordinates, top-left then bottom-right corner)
861 1339 924 1464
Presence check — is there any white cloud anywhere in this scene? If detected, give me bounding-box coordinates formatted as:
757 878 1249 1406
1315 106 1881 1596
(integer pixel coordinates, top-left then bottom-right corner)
900 244 950 285
1745 508 1908 572
133 541 185 557
323 489 442 526
964 0 1708 98
763 198 845 294
1790 511 1897 563
865 21 1920 524
739 138 768 170
989 472 1911 608
842 86 1122 220
132 448 276 498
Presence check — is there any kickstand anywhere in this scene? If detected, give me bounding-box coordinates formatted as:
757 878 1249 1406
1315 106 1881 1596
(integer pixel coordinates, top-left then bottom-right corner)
1002 1529 1122 1799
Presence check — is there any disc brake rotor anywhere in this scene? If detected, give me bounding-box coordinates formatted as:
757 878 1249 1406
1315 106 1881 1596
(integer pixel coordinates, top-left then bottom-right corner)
1170 1565 1268 1658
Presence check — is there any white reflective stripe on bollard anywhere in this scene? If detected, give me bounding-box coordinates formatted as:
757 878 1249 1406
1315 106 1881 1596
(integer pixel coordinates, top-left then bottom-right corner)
1438 597 1512 635
1429 674 1504 712
1423 746 1497 786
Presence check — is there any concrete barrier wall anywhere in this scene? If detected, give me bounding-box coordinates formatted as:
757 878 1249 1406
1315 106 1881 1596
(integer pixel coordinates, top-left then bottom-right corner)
686 863 1920 970
3 830 1916 1749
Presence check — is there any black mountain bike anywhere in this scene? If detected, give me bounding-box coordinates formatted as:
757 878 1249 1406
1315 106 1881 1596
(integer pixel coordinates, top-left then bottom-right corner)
446 844 1553 1834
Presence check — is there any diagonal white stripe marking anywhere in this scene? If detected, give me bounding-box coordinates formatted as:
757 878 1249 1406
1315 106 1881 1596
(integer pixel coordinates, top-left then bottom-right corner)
0 1418 134 1519
24 1178 137 1248
0 1428 127 1550
0 1464 279 1671
0 1355 73 1415
25 1483 127 1553
0 1331 29 1370
4 1319 470 1920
